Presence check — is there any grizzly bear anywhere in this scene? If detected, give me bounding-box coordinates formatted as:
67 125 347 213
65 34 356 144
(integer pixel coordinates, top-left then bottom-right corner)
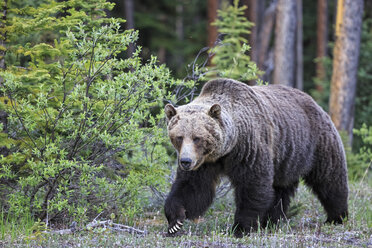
164 78 348 237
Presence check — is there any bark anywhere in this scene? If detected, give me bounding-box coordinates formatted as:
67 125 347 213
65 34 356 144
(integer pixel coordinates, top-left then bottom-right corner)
158 46 166 64
329 0 364 144
262 48 275 83
207 0 218 48
175 1 184 68
257 1 277 72
242 0 260 63
296 0 303 90
123 0 135 57
316 0 328 83
273 0 297 87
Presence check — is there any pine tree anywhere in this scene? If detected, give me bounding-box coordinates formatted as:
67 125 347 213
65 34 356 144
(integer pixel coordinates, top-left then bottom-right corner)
206 0 261 83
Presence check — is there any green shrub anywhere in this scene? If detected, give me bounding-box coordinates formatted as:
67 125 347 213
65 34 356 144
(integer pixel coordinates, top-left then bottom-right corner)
0 18 183 223
343 124 372 182
349 124 372 182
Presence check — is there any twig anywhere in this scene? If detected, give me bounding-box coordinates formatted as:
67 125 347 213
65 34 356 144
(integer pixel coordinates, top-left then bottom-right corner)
110 222 147 235
150 185 166 201
47 219 147 235
7 93 38 150
93 211 104 222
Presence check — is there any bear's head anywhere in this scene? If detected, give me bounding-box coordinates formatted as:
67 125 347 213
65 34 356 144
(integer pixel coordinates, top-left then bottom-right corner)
164 103 224 171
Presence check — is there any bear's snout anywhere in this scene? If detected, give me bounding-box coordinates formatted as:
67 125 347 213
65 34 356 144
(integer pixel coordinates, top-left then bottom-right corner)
180 158 193 170
178 138 201 170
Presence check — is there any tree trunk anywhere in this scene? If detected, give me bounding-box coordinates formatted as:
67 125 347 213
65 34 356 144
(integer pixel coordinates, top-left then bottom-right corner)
175 1 184 69
273 0 297 87
296 0 303 90
329 0 364 144
257 1 276 74
207 0 218 48
242 0 259 63
157 46 166 64
123 0 135 57
316 0 328 83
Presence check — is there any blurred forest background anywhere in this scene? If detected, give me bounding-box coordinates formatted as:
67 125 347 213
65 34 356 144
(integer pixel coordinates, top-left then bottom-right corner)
110 0 372 146
0 0 371 241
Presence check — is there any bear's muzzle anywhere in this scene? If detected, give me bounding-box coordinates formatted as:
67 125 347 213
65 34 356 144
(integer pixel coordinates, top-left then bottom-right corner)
179 157 192 170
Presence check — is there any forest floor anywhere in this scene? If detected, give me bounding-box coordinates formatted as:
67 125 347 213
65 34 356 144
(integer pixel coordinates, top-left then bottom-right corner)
1 181 371 248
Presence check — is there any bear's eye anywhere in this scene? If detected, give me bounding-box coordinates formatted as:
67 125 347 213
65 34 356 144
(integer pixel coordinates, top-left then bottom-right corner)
176 136 183 143
193 137 201 144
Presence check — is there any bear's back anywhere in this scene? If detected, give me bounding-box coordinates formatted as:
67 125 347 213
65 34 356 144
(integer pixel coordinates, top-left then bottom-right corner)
199 78 329 130
197 79 339 184
199 78 254 101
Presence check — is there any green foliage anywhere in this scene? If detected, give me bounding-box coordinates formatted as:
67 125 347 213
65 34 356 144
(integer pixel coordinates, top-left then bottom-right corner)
1 0 119 67
205 0 262 83
0 0 183 223
27 219 48 243
0 208 35 243
347 124 372 182
342 125 372 182
354 125 372 163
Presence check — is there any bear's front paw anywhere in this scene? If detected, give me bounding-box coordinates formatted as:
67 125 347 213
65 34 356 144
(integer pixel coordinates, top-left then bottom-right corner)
164 202 186 236
167 220 184 235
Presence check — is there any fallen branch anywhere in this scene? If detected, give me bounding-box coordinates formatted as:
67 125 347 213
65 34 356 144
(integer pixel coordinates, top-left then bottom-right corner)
47 219 147 235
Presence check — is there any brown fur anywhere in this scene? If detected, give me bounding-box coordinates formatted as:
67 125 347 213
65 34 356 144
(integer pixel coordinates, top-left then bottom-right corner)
164 78 348 237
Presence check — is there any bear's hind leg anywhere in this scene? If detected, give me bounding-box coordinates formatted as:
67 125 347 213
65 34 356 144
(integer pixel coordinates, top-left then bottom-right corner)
305 177 348 223
304 151 348 224
232 184 275 237
264 182 298 227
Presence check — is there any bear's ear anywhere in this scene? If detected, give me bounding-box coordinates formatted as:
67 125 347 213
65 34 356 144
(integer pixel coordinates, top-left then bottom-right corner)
165 104 177 121
208 104 221 119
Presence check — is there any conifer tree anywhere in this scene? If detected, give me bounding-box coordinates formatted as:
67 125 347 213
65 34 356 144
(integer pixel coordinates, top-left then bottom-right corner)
206 0 261 83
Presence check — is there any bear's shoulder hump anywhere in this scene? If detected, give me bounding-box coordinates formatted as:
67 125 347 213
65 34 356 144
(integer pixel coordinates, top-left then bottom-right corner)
200 78 252 97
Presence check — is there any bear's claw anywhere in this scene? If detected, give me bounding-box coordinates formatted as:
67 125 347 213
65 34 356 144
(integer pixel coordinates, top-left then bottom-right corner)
168 220 183 234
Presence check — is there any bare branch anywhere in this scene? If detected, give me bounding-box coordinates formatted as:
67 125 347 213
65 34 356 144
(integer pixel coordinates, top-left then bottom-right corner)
47 220 147 235
7 93 39 150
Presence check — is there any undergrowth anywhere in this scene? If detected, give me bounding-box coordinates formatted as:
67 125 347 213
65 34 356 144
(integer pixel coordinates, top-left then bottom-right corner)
1 180 370 248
